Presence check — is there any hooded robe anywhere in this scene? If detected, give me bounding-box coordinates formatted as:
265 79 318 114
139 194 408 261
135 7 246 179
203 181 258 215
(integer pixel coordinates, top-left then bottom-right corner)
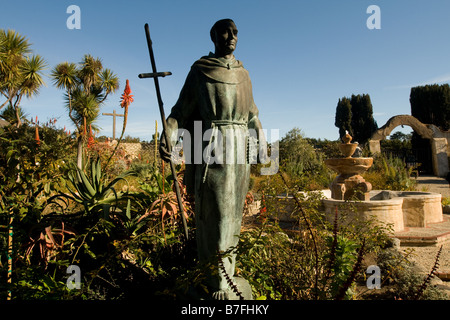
165 52 264 294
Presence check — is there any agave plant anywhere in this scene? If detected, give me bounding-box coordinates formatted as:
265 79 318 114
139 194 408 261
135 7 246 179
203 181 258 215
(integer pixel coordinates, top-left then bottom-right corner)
50 157 133 217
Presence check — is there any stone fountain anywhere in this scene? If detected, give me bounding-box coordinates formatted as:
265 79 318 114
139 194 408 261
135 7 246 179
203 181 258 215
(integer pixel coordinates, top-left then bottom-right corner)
324 133 373 201
322 133 444 234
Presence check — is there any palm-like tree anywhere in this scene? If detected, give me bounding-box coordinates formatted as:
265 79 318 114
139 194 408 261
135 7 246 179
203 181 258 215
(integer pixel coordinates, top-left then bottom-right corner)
100 68 119 102
0 29 46 126
0 104 28 124
69 87 102 133
51 62 78 125
0 29 31 87
51 54 119 168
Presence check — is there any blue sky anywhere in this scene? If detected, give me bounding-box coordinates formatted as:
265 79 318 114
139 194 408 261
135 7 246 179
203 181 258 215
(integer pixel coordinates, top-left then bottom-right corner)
2 0 450 142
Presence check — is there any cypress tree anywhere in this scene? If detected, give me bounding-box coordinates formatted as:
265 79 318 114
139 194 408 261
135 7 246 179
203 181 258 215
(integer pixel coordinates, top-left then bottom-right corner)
409 84 450 173
351 94 378 144
410 84 450 130
335 97 353 140
335 94 377 144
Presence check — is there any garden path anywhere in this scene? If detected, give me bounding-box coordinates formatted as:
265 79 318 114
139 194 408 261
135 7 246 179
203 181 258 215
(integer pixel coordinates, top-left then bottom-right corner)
415 174 450 198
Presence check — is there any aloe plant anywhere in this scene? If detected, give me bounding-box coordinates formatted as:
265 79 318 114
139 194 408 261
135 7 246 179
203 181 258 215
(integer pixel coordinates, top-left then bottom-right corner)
50 157 132 217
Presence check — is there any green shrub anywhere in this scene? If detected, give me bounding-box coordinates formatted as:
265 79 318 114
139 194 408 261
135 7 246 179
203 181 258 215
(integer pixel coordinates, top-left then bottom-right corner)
364 154 417 191
277 128 332 191
370 248 448 300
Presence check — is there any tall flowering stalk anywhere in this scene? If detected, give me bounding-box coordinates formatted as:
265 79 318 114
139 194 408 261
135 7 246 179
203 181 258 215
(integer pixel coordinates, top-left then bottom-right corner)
34 116 40 146
35 125 40 146
117 79 133 143
104 79 134 170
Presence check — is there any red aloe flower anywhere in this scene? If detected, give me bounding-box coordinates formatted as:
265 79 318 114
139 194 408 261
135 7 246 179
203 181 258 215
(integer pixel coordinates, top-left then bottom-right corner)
118 79 133 139
35 125 40 146
120 79 134 109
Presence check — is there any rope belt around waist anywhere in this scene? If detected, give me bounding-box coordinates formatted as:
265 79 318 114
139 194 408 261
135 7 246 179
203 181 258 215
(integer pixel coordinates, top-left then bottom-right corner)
202 119 248 183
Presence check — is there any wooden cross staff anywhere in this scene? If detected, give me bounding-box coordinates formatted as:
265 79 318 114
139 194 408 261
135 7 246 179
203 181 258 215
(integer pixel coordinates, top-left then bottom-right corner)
102 110 124 140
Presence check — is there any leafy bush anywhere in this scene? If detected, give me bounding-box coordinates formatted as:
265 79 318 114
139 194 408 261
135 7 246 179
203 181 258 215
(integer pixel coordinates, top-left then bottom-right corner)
360 247 448 300
277 128 332 191
364 154 417 191
0 121 75 299
0 121 74 232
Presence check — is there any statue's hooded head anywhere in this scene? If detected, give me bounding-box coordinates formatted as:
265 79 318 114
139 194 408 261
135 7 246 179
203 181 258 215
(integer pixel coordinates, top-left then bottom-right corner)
210 19 238 58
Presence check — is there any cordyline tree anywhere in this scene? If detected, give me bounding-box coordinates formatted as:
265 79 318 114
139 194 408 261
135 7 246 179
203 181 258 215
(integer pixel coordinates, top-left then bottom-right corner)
335 94 378 145
51 55 119 168
0 29 46 127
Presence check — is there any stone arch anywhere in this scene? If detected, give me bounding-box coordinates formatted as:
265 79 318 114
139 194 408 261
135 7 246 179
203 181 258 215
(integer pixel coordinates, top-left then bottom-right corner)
368 114 449 177
370 115 433 141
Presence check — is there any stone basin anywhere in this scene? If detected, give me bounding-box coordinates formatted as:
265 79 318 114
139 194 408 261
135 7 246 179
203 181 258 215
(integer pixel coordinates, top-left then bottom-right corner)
338 143 358 158
260 190 443 235
324 157 373 175
322 190 443 232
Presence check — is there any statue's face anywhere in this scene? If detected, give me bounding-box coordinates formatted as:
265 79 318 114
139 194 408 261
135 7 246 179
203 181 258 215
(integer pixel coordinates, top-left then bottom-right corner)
213 21 238 56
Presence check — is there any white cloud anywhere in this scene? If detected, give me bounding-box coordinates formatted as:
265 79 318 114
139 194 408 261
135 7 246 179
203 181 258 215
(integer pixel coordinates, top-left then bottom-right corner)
386 73 450 90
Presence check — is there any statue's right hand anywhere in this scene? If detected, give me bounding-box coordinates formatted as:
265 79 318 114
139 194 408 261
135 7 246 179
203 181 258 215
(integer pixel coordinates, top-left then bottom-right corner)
159 138 172 162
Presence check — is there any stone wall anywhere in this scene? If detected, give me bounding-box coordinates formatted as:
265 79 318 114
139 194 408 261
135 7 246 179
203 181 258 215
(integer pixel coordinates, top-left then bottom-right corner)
110 141 142 160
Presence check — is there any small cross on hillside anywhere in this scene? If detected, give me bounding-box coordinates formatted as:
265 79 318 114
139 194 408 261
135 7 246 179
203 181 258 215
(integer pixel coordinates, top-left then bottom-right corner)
102 110 124 140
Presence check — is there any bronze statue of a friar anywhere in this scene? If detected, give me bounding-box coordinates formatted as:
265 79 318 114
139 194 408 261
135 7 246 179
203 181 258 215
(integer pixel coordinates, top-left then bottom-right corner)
160 18 265 300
